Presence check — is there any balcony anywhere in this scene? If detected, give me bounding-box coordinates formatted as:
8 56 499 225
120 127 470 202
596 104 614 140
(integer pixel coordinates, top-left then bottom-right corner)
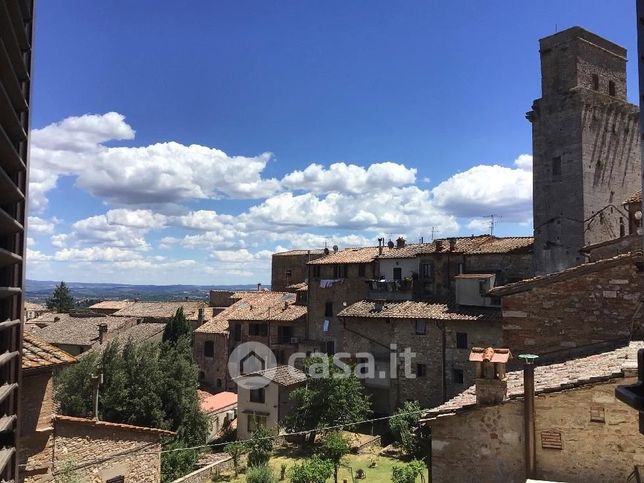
366 279 414 301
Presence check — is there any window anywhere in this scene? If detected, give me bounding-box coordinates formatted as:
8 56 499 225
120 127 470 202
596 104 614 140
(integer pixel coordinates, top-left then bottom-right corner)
393 267 402 280
278 325 293 343
453 368 464 384
415 320 427 335
421 263 432 278
275 349 285 364
416 363 427 377
312 265 321 279
247 414 267 433
325 302 333 317
250 388 265 403
234 323 242 341
285 269 292 278
608 80 616 96
592 73 599 90
334 264 347 278
249 323 268 337
216 378 222 388
456 332 468 349
358 264 366 277
204 340 214 358
552 156 562 179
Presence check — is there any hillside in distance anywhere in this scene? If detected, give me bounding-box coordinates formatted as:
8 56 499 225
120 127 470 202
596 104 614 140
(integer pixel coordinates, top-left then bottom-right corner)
26 280 267 304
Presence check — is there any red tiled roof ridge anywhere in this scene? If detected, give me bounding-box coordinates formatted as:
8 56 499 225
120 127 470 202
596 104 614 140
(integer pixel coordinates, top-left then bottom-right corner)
54 415 175 436
489 252 640 297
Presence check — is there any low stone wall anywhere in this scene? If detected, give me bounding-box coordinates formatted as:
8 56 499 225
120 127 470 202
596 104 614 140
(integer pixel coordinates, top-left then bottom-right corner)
172 455 233 483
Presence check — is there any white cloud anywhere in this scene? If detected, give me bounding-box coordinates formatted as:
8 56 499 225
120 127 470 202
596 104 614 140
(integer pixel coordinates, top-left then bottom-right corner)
282 162 416 194
466 218 492 233
53 247 143 262
27 248 52 261
431 154 532 222
29 113 280 212
28 216 58 235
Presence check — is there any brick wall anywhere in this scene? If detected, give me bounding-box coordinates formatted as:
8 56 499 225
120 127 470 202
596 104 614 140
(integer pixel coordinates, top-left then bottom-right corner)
501 257 641 359
53 420 163 483
426 378 644 483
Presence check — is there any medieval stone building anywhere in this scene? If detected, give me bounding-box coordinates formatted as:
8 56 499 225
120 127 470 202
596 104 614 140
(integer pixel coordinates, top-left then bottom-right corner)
529 27 641 275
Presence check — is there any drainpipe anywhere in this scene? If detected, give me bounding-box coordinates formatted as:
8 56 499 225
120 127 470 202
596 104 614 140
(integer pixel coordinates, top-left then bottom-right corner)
519 354 539 479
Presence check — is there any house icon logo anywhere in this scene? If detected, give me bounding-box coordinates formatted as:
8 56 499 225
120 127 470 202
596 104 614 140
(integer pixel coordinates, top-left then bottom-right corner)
228 341 277 389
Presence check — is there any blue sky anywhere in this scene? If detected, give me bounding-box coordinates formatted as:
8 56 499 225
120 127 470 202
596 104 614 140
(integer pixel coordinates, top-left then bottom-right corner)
27 0 640 285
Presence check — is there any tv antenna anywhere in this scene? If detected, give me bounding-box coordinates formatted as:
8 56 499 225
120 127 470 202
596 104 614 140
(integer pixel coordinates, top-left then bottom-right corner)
430 227 440 241
488 214 502 236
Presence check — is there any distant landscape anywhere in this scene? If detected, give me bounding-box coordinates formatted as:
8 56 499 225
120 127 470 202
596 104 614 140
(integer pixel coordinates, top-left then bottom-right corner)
25 280 267 304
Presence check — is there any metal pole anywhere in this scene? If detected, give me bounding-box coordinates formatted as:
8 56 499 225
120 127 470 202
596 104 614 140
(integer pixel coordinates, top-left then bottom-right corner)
519 354 538 479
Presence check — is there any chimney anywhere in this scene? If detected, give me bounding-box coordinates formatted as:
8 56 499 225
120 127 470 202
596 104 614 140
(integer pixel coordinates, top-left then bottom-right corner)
378 237 384 255
97 323 108 345
519 354 539 479
434 240 444 252
198 308 205 325
387 239 395 249
396 237 406 249
374 299 386 312
449 238 457 252
257 283 262 292
283 301 288 311
470 347 511 405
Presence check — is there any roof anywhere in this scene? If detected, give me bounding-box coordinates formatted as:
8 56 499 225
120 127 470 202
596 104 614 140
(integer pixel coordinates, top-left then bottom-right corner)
24 302 47 311
246 365 307 387
287 282 308 292
375 236 534 259
454 273 495 279
308 246 381 265
112 300 207 320
54 415 175 436
426 341 644 417
198 390 238 413
103 323 165 346
32 314 137 347
195 292 303 334
338 300 500 321
273 249 326 256
22 332 76 371
489 253 639 297
88 300 134 311
625 190 641 204
469 347 511 363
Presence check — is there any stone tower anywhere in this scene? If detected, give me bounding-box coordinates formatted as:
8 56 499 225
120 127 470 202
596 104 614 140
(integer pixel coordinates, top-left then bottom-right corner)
528 27 641 274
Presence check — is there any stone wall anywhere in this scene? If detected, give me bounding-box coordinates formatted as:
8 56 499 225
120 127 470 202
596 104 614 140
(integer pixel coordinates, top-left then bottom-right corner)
271 252 324 292
53 420 163 483
307 262 376 352
19 371 56 482
426 378 643 483
501 256 641 359
194 331 230 392
171 455 234 483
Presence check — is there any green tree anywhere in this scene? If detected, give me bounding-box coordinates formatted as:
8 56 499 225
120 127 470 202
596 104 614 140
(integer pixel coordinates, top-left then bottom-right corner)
224 441 247 477
283 355 371 445
54 337 208 482
246 465 277 483
389 400 422 458
391 460 426 483
163 307 191 344
320 431 350 483
246 425 274 467
289 456 333 483
46 281 74 313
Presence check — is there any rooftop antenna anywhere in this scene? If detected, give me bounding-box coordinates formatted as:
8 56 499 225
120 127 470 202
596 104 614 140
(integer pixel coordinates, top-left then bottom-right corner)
489 214 502 236
430 227 440 241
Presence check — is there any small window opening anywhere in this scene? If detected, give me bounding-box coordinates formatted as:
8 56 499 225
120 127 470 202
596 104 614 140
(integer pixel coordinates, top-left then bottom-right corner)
453 368 464 384
608 80 616 96
592 74 599 90
456 332 468 349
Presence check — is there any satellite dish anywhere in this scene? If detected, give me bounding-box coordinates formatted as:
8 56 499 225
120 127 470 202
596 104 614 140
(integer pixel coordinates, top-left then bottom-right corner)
332 245 339 253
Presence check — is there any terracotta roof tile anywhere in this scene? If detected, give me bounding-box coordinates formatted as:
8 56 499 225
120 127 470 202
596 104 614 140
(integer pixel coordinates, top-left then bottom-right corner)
625 190 641 204
244 365 307 387
308 247 381 265
88 300 134 311
22 333 76 370
32 314 138 347
198 390 238 413
338 300 500 321
376 236 533 259
469 347 511 363
54 415 175 436
489 252 639 297
426 341 644 417
112 301 207 320
273 249 326 256
24 302 47 311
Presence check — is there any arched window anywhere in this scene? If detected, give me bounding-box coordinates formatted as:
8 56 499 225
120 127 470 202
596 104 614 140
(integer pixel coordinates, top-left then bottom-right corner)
204 341 214 358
